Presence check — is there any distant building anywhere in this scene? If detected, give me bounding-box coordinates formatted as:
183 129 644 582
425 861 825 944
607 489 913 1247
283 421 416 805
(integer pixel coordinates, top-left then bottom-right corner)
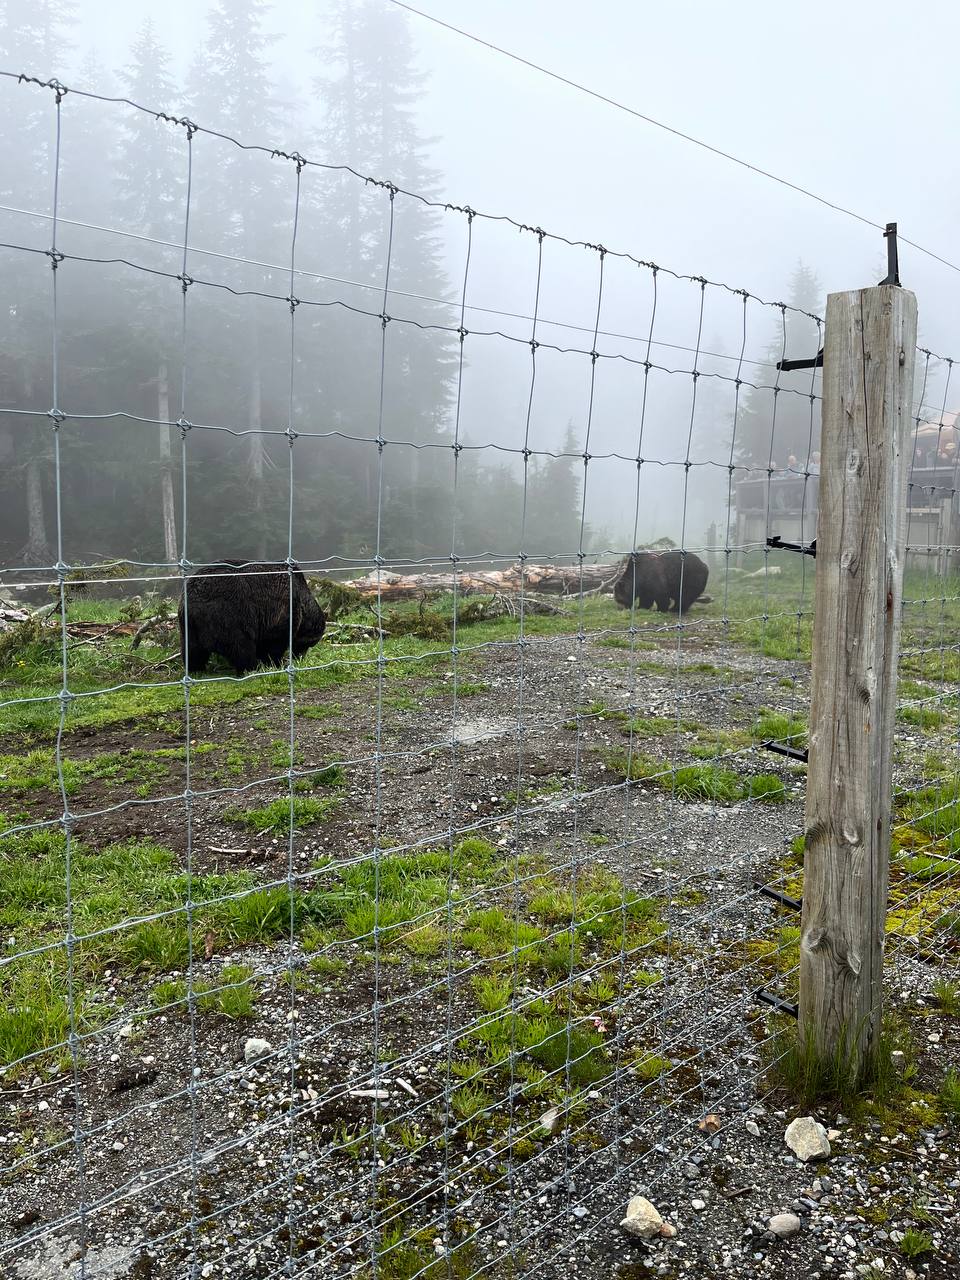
733 413 960 570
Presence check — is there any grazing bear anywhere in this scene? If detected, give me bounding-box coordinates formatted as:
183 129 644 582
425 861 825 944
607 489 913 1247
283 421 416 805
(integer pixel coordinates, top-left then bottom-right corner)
178 561 326 675
612 549 709 615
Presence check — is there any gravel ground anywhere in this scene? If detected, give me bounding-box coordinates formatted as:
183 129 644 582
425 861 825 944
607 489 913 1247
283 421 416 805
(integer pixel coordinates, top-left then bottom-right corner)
2 623 959 1280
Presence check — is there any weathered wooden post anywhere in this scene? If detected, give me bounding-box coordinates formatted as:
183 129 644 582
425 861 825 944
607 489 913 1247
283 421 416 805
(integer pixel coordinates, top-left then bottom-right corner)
799 281 917 1073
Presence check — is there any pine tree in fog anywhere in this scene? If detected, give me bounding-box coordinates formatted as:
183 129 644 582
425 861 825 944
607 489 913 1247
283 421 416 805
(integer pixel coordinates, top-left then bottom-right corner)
309 0 457 562
0 0 75 565
735 263 823 471
183 0 288 562
113 20 185 569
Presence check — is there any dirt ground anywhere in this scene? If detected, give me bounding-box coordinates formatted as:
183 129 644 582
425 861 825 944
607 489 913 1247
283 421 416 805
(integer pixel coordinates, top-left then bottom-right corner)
2 619 959 1280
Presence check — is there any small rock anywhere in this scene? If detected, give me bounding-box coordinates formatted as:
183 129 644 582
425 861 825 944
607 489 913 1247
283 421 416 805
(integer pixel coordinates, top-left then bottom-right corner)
659 1222 677 1239
827 1128 841 1142
571 1206 588 1219
540 1107 560 1135
745 1120 761 1137
698 1114 722 1135
620 1195 663 1240
785 1116 831 1162
350 1089 390 1101
244 1037 272 1064
768 1213 802 1239
692 1199 706 1211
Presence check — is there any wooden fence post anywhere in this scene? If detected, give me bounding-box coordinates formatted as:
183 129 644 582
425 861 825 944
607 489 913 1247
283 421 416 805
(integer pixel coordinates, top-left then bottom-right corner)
799 284 917 1071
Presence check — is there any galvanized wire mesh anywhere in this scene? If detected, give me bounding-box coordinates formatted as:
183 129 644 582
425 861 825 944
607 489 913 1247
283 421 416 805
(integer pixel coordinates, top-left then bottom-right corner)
0 69 957 1280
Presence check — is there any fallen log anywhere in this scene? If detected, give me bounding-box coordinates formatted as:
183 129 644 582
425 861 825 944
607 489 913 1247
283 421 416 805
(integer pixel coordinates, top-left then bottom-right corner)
339 563 622 601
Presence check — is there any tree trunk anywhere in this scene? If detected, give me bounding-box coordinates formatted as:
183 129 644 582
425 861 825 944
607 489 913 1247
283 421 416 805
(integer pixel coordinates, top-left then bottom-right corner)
338 562 624 600
23 452 51 565
157 361 178 571
247 322 267 560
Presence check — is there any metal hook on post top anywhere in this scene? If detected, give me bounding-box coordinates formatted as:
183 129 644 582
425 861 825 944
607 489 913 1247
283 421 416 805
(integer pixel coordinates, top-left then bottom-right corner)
878 222 900 286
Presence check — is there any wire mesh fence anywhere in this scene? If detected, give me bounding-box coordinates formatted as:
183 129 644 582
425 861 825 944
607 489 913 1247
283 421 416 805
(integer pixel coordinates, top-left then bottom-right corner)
1 71 959 1280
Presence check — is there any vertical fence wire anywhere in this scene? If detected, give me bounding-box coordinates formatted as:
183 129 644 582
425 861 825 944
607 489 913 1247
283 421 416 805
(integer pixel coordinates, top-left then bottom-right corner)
3 71 960 1280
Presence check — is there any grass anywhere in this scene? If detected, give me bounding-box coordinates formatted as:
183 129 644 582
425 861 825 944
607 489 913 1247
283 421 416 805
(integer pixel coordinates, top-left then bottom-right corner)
753 708 807 747
766 1018 920 1115
0 823 333 1071
895 780 960 854
940 1068 960 1120
223 793 339 833
899 1228 934 1258
151 964 257 1018
932 978 960 1014
605 753 789 805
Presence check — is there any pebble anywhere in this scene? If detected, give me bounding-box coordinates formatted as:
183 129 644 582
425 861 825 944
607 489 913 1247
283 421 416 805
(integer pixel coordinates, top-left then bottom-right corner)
785 1116 832 1162
620 1196 663 1240
767 1212 801 1239
691 1199 706 1211
540 1107 560 1135
745 1120 761 1137
243 1038 272 1064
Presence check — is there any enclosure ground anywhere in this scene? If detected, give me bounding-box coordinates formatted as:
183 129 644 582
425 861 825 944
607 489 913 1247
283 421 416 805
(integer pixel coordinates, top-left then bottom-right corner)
2 574 960 1280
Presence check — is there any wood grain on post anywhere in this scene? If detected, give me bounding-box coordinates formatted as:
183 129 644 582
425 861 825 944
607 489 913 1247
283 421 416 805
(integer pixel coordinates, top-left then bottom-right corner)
799 286 917 1069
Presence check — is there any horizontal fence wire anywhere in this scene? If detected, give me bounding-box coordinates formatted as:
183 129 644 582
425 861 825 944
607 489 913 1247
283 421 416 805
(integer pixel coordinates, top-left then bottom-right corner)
0 66 958 1280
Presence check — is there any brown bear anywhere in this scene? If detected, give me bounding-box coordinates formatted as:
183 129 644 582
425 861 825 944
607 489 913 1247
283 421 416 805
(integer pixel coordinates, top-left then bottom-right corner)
178 561 326 675
612 550 709 615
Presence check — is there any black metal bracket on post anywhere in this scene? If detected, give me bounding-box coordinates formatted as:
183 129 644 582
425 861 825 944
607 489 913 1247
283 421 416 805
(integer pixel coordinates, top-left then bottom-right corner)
753 881 803 912
777 347 823 373
766 534 817 558
878 222 900 287
755 990 799 1019
761 739 809 765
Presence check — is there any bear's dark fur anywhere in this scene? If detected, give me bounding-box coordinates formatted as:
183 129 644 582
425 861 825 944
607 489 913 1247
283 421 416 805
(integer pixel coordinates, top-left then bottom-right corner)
178 561 326 675
612 550 709 615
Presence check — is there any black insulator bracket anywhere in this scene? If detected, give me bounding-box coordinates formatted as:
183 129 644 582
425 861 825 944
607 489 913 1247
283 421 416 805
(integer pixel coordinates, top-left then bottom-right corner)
755 990 799 1019
777 347 823 372
767 535 816 559
878 222 900 287
753 881 803 913
761 739 809 765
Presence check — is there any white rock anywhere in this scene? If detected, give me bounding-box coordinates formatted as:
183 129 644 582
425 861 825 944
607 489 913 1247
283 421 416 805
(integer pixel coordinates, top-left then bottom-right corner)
745 1120 761 1137
692 1199 706 1211
243 1037 272 1064
768 1212 802 1238
784 1116 831 1161
620 1195 663 1240
540 1107 560 1135
350 1088 390 1101
118 1023 134 1039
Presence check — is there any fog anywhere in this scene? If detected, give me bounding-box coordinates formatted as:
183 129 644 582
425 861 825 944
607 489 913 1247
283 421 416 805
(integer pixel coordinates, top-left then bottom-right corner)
1 0 956 574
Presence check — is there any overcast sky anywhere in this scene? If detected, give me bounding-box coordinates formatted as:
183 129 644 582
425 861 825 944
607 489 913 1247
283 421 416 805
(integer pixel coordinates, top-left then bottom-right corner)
67 0 959 357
